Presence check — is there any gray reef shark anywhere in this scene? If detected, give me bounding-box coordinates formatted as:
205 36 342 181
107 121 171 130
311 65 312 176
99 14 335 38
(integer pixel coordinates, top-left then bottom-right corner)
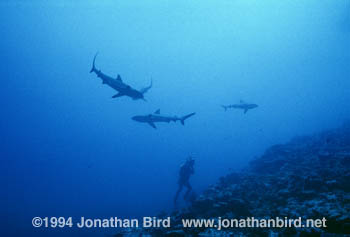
132 109 196 129
90 53 152 100
222 100 258 114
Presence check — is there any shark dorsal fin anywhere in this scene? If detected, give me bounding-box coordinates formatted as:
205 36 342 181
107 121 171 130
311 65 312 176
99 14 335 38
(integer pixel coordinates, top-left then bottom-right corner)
116 74 122 81
154 109 160 114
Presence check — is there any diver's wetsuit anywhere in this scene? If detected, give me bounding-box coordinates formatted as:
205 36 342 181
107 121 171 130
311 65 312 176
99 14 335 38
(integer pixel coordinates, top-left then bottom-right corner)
174 160 194 204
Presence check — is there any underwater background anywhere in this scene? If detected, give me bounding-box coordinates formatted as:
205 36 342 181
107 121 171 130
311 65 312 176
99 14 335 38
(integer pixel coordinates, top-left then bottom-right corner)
1 0 349 236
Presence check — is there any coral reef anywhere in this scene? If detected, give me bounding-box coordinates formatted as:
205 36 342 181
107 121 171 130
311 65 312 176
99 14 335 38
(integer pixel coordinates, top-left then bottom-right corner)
122 121 350 236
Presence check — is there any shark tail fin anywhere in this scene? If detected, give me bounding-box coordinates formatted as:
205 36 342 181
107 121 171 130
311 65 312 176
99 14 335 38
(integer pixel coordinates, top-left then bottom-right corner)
222 105 227 111
90 52 98 73
140 79 153 94
180 112 196 125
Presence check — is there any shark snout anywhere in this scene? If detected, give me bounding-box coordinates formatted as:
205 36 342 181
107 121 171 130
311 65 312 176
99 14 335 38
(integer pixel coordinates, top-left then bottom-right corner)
131 116 139 121
132 116 143 122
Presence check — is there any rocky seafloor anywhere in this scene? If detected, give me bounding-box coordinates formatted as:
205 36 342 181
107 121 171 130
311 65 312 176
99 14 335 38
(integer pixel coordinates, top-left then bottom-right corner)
119 122 350 237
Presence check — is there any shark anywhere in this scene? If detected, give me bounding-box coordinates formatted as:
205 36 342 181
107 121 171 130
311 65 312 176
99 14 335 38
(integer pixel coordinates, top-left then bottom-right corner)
222 100 258 114
132 109 196 129
89 53 152 100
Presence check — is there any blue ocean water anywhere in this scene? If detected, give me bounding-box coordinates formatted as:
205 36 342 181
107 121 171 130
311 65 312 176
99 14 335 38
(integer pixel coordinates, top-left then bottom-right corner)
1 0 349 236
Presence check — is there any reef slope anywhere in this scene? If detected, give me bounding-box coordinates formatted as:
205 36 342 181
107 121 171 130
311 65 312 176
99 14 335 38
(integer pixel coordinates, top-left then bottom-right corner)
124 122 350 236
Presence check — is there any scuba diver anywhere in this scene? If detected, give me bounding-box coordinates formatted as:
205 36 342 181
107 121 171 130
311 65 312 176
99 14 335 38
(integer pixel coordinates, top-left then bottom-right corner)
174 156 195 205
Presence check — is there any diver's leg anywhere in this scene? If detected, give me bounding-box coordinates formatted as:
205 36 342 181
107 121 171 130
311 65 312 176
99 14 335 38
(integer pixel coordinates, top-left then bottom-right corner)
184 182 192 200
174 184 183 204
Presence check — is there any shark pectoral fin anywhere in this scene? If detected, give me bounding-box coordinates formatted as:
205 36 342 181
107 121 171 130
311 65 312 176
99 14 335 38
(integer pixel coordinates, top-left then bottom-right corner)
148 122 157 129
244 109 248 114
112 92 124 98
